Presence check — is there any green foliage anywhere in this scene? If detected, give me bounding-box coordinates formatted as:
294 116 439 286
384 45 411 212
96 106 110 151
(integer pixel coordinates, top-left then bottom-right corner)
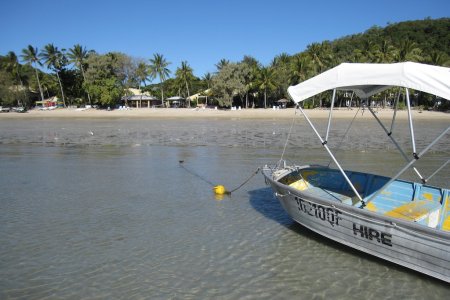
211 62 251 107
84 53 124 106
0 69 18 106
86 77 122 107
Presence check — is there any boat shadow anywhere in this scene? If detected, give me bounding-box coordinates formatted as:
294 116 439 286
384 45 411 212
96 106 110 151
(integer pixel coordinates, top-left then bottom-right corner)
247 187 446 285
248 187 349 243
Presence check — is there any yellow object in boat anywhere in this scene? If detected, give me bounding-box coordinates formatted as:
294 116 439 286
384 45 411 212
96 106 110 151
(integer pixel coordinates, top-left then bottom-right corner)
213 185 227 195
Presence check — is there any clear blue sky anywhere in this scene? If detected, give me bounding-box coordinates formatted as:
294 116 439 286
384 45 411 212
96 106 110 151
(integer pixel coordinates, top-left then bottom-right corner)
1 0 449 77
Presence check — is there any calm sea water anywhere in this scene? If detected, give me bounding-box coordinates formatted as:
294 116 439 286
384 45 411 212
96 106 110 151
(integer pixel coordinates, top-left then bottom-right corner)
0 116 449 299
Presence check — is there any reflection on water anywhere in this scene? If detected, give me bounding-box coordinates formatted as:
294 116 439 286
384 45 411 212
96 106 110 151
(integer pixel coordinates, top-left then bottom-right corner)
0 118 448 298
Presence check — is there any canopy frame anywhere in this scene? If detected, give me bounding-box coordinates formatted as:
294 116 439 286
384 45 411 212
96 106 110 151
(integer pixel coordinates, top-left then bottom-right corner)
287 62 450 208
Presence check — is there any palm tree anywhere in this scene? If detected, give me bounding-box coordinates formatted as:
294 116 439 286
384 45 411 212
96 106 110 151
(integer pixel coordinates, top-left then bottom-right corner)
21 45 44 101
202 72 213 89
395 40 422 62
257 67 276 109
290 54 312 85
215 59 230 71
353 40 379 62
6 51 27 105
135 62 151 88
306 42 333 73
241 56 261 108
427 51 449 66
271 52 290 67
149 53 171 107
67 44 92 104
375 39 396 63
40 43 67 107
175 61 194 107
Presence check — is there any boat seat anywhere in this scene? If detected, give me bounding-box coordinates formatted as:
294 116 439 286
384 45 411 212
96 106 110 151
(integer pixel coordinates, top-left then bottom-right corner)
384 200 441 228
363 180 415 214
289 180 353 203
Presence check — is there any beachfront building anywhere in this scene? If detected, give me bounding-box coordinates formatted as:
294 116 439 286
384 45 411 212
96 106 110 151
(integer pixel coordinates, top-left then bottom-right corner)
35 96 61 108
165 96 186 108
187 89 211 108
121 88 160 108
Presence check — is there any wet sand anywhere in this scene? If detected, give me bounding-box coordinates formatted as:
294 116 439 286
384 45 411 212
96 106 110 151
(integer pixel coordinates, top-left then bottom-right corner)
0 107 448 120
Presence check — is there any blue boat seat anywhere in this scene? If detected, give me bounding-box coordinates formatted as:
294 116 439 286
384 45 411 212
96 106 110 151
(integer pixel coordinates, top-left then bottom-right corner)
363 180 414 214
385 200 441 227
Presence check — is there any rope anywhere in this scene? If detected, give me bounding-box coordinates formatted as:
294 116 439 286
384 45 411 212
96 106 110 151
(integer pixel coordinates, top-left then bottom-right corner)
279 107 299 163
179 161 260 195
327 106 361 167
179 162 216 187
228 167 260 193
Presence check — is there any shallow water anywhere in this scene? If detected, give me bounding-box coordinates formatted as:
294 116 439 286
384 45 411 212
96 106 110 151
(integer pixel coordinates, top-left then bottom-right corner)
0 117 449 299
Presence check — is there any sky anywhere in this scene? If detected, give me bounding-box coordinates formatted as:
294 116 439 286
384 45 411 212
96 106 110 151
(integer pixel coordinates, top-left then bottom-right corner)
1 0 449 77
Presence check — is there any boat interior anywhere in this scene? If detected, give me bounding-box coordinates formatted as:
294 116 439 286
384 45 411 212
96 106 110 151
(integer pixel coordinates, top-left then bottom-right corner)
278 166 450 231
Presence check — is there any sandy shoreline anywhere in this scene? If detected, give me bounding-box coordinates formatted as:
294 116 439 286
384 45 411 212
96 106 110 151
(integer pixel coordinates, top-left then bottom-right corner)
0 107 448 120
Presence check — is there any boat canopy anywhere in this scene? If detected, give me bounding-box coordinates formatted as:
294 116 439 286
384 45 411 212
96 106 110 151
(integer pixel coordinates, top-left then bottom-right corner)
288 62 450 103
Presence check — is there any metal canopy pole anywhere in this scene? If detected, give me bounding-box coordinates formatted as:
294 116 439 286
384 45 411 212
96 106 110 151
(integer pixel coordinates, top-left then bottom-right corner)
368 106 425 182
405 88 418 158
389 92 400 134
325 89 336 142
425 159 450 183
363 125 450 207
298 106 363 201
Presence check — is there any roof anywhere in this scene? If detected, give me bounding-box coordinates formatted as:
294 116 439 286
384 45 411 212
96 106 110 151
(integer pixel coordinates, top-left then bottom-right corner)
166 96 185 101
187 89 212 101
288 62 450 103
126 88 152 96
122 95 158 101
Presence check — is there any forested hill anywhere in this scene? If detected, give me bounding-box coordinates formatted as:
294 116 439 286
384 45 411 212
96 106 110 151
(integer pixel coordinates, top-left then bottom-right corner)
320 17 450 64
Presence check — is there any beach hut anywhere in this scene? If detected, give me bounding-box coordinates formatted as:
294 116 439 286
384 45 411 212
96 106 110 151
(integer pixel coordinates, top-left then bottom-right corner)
35 96 60 108
166 96 186 108
187 89 211 107
276 98 290 108
122 88 159 108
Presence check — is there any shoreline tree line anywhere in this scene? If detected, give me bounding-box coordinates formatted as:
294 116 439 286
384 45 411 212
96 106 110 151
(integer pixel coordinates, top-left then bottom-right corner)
0 18 449 110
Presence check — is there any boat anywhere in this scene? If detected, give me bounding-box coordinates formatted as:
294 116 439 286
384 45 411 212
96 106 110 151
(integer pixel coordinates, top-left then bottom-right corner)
262 62 450 282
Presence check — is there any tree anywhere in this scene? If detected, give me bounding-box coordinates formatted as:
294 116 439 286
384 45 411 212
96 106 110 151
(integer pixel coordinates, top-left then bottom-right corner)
21 45 44 101
271 53 292 100
215 59 230 71
5 51 27 105
0 70 19 106
202 72 213 89
84 53 123 106
353 40 379 62
40 43 67 107
306 42 333 74
135 61 151 88
175 61 194 106
426 51 449 66
290 54 312 85
241 55 261 108
211 63 249 107
67 44 92 104
395 40 422 62
149 53 171 106
256 67 276 109
374 39 397 63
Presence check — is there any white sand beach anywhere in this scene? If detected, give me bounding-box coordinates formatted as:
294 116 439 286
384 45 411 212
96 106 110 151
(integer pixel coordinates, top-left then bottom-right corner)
0 107 449 120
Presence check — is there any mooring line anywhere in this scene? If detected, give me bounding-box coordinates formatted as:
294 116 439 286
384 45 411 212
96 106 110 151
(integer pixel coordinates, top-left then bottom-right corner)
179 161 260 195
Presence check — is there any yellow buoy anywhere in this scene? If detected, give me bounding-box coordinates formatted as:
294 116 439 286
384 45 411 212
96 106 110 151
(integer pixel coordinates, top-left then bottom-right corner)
213 185 227 195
